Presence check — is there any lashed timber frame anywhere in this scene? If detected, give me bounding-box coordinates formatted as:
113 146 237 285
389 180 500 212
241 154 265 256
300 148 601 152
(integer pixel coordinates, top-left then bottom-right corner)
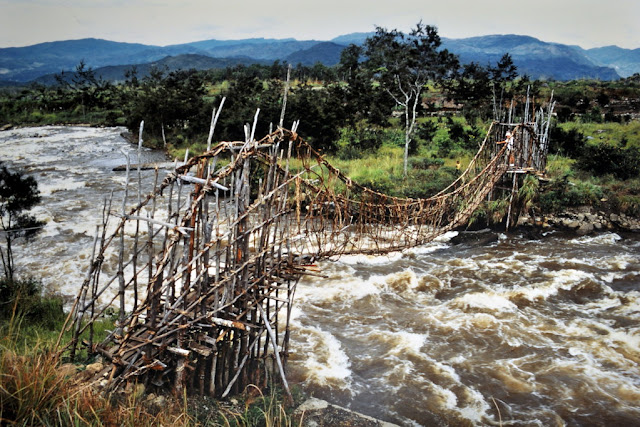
62 113 550 399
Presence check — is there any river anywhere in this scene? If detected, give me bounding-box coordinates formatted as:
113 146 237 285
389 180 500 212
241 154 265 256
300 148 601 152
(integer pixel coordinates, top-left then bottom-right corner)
1 126 639 426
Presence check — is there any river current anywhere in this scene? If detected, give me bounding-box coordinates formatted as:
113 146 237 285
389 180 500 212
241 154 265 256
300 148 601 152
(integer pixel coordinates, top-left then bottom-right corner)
1 126 639 426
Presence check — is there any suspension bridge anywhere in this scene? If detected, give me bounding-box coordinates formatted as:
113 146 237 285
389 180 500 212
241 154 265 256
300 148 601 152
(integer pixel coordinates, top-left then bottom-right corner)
61 113 551 401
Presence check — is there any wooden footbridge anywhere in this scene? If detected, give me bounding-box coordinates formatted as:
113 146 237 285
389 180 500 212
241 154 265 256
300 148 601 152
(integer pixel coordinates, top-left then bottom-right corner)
62 108 552 400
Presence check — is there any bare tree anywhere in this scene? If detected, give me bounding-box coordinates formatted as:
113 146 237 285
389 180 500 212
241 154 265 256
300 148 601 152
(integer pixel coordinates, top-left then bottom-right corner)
364 22 459 176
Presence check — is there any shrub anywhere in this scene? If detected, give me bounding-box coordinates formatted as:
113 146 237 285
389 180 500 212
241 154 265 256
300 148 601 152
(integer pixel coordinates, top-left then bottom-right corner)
0 278 64 329
468 198 510 228
583 107 603 123
549 127 586 157
410 157 445 170
354 168 394 193
435 132 454 158
575 144 640 180
0 343 198 426
606 178 640 216
336 123 385 160
0 347 69 425
610 194 640 216
415 120 438 143
401 167 459 198
538 177 603 213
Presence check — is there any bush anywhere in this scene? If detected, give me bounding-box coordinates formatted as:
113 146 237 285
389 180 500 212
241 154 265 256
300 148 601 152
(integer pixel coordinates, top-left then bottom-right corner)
468 198 510 228
410 157 445 170
354 168 394 193
0 278 64 329
435 133 454 158
610 194 640 217
538 177 603 213
401 167 459 198
0 347 70 425
606 178 640 216
575 144 640 180
549 127 586 157
353 163 458 199
336 125 379 159
415 120 438 143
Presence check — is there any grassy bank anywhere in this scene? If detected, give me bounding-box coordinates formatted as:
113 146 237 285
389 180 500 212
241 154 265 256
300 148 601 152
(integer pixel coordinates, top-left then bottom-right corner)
0 277 301 426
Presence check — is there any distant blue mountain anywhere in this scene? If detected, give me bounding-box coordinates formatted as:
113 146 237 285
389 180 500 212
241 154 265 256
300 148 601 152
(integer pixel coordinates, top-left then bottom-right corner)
32 54 270 85
327 33 626 80
1 33 637 85
583 45 640 78
440 35 621 80
330 32 373 45
0 38 168 82
286 42 345 66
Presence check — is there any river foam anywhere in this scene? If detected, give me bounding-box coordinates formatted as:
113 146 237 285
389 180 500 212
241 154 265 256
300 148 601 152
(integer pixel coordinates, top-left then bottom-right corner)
2 127 639 426
290 230 640 425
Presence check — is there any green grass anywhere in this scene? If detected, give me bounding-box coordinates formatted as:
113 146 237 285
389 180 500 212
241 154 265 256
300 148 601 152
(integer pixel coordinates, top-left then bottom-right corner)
545 154 575 179
330 145 404 177
559 121 640 148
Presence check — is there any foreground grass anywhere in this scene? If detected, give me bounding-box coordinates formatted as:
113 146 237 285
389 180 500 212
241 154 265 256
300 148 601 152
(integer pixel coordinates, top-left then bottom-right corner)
0 278 300 426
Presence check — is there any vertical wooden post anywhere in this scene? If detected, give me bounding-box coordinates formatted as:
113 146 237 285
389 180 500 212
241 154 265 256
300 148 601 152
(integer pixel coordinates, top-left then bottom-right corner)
117 152 131 334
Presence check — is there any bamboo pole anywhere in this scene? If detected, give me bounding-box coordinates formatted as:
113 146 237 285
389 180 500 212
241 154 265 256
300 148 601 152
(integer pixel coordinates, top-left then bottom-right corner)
131 121 144 313
257 302 292 403
279 65 291 128
207 97 226 152
117 151 131 334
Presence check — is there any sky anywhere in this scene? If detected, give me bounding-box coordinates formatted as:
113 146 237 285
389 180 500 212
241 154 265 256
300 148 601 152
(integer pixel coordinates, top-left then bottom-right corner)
1 0 639 50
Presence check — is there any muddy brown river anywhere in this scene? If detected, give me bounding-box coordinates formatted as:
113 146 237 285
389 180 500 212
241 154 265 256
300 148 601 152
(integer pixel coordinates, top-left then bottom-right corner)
1 126 639 426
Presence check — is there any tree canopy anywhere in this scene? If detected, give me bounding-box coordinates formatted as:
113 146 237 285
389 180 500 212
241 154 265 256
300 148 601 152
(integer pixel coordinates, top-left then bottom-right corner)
0 164 44 281
362 22 459 175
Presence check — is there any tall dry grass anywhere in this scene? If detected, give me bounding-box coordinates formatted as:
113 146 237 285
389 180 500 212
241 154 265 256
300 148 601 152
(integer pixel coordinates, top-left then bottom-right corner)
1 321 299 425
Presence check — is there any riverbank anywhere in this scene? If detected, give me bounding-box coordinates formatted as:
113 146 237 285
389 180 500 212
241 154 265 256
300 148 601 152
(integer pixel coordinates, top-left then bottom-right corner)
517 207 640 235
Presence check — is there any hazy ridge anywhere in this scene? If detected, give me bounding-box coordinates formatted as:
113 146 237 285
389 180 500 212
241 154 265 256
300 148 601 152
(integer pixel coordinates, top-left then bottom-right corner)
1 32 637 85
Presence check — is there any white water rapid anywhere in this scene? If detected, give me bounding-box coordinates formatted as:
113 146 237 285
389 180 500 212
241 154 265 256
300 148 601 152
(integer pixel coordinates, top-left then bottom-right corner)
1 126 639 426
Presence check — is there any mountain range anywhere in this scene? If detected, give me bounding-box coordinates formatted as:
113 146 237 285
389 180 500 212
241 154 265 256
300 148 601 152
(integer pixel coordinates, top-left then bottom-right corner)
1 33 638 85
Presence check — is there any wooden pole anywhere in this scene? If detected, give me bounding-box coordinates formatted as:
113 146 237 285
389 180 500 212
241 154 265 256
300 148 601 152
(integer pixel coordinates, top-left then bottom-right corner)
117 151 131 334
279 65 291 128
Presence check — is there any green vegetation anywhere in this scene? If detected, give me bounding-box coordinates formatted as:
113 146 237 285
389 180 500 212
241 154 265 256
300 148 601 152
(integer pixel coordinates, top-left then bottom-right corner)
1 36 639 219
362 22 459 175
1 162 45 282
0 24 638 228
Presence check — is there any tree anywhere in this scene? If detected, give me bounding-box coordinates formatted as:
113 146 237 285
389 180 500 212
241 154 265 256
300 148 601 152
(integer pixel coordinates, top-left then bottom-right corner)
0 163 44 281
287 83 346 152
336 44 393 128
55 60 114 118
454 62 492 121
489 54 518 87
123 68 209 143
364 22 459 176
452 54 519 122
